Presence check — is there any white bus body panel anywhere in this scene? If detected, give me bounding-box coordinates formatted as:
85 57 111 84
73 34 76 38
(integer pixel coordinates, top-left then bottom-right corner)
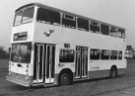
11 23 34 43
34 23 125 49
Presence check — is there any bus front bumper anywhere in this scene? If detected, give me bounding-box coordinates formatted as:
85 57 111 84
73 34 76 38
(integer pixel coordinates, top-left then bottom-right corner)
6 72 32 87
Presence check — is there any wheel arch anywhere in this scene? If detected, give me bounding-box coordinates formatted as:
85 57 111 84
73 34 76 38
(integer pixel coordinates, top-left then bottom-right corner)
58 68 73 84
109 65 118 78
110 65 118 70
58 68 73 77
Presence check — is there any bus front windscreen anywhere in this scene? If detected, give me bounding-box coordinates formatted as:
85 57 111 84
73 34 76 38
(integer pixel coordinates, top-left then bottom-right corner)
11 43 31 63
14 7 34 26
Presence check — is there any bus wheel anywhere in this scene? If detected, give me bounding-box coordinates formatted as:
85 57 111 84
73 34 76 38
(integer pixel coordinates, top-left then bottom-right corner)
110 67 118 78
59 72 73 85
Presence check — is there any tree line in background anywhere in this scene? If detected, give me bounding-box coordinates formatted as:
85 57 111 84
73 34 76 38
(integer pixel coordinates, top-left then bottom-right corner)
0 46 9 59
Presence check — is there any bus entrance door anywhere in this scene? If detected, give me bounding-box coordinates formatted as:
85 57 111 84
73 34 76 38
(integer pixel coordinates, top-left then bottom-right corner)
44 44 55 83
33 44 55 84
75 46 88 79
33 44 45 83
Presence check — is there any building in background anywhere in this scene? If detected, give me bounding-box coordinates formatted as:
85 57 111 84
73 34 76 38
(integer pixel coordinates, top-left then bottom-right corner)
125 45 135 59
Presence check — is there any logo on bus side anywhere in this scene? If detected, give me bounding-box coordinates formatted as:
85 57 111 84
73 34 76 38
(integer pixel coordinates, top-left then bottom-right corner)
43 29 54 37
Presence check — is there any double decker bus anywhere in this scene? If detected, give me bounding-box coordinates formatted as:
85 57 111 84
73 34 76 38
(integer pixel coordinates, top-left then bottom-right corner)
7 3 127 87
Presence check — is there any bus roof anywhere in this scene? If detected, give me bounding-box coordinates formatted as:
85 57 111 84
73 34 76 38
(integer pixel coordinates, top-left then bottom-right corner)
16 3 125 31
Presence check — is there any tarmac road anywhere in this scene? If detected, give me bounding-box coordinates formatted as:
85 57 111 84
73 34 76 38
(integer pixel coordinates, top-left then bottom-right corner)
0 59 135 96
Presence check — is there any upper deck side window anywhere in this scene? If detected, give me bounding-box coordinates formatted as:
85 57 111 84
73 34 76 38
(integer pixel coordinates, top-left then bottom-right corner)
62 14 76 28
90 20 100 32
101 23 109 35
119 28 125 38
14 7 34 26
110 26 119 37
110 26 125 38
77 17 89 31
37 8 60 25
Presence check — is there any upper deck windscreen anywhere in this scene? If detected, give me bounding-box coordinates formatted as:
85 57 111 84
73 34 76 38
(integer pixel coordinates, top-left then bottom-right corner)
14 6 34 26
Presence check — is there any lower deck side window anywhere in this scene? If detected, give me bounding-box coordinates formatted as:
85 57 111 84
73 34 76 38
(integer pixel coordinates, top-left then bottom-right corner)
111 50 117 60
90 49 123 60
101 50 110 60
59 49 74 62
118 51 122 59
90 49 100 60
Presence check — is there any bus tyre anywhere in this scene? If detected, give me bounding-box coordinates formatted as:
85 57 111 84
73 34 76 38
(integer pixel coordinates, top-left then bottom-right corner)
110 67 118 78
59 72 73 85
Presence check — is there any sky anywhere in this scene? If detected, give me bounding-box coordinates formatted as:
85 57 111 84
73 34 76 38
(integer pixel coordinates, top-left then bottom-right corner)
0 0 135 49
